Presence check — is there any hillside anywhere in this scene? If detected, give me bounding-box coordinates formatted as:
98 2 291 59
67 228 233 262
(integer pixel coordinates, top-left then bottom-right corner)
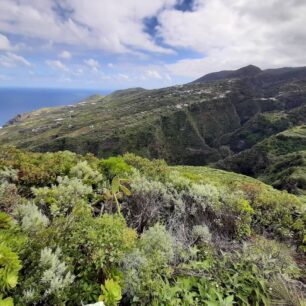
0 147 305 305
1 65 306 194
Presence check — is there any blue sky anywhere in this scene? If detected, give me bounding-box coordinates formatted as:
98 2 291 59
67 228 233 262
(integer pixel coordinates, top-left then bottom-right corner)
0 0 305 90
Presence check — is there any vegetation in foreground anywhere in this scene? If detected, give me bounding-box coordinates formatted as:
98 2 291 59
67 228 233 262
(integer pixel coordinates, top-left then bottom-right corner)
0 147 305 305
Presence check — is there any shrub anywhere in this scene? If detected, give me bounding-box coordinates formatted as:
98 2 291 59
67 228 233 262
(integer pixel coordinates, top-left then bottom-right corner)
0 167 18 184
99 157 133 180
99 279 122 306
14 203 49 233
192 225 212 244
47 211 136 304
0 245 22 293
70 160 103 185
251 190 305 246
0 147 79 187
0 212 24 304
123 153 169 181
32 176 93 217
0 182 20 213
123 224 175 304
19 247 74 305
242 237 300 278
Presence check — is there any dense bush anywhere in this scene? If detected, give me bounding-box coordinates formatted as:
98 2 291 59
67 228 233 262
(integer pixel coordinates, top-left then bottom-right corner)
0 148 304 305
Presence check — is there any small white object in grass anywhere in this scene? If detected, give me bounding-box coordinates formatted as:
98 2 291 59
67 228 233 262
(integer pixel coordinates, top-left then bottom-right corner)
83 302 105 306
175 104 182 109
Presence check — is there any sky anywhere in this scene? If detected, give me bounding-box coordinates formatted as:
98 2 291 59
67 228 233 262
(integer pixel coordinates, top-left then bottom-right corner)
0 0 306 90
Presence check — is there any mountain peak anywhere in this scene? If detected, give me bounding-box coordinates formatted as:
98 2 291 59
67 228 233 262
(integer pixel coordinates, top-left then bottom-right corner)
192 65 262 83
236 65 261 75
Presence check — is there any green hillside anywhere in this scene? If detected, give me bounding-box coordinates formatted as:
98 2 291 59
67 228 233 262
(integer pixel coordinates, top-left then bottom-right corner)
1 66 306 196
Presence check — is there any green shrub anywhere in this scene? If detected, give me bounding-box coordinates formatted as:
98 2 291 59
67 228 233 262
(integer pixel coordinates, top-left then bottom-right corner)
99 279 122 306
0 245 22 293
123 224 175 304
123 153 169 181
0 147 80 187
49 211 136 304
99 156 133 180
0 213 24 304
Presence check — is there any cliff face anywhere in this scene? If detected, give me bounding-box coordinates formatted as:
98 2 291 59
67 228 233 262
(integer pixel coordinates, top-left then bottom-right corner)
1 65 306 193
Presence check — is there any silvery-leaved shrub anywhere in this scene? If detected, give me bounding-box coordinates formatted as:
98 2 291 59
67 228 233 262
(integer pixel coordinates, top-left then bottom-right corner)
192 225 212 243
0 167 18 184
32 176 93 217
22 247 74 304
70 160 103 185
123 224 175 303
14 203 49 233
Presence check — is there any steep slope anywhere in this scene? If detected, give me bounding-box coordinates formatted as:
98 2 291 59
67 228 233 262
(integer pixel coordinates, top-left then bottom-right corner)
217 125 306 197
1 65 306 193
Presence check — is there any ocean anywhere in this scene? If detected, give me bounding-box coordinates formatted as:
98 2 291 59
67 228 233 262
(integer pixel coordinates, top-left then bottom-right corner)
0 88 111 126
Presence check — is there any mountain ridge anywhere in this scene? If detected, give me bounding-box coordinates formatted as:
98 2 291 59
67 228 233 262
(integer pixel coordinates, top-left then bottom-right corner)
2 65 306 195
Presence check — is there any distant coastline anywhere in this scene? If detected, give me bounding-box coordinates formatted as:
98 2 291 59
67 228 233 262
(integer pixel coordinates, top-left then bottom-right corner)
0 87 112 126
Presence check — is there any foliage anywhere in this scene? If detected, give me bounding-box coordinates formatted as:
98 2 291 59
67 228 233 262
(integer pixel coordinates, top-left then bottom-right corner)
99 156 133 180
123 153 169 181
0 295 14 306
0 147 304 305
70 160 103 185
0 147 80 188
32 176 93 217
99 279 122 306
0 182 20 213
101 176 132 214
0 213 24 305
14 203 49 233
0 245 22 293
20 247 75 305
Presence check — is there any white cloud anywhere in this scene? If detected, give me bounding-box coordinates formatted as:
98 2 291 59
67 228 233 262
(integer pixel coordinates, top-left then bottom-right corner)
0 0 305 85
84 58 100 72
46 60 69 71
159 0 306 78
58 50 71 59
0 0 175 54
0 33 11 50
146 69 162 79
118 73 129 80
0 52 31 67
